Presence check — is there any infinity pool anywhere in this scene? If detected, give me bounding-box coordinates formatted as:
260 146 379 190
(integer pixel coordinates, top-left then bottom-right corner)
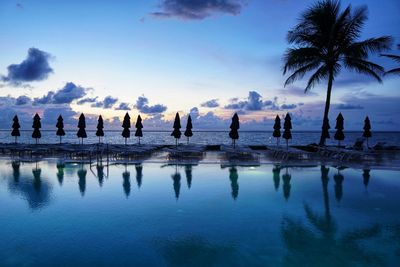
0 160 399 266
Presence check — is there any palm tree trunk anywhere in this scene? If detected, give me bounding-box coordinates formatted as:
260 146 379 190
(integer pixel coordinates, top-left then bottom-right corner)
319 68 334 146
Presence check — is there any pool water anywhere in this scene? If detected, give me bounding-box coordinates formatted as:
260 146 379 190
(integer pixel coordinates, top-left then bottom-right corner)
0 160 399 266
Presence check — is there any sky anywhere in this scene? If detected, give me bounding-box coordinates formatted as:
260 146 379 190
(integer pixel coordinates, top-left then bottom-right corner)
0 0 399 131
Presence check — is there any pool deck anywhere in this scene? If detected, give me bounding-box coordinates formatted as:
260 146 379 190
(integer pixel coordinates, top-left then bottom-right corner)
0 142 399 170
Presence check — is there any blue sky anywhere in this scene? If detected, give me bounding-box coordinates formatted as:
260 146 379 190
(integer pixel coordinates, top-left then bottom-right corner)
0 0 399 130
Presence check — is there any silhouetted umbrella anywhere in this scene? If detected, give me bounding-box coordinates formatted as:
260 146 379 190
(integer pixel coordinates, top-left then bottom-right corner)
32 113 42 144
122 112 131 145
135 115 143 145
334 113 345 147
229 113 239 148
56 115 65 144
77 113 87 144
171 113 182 147
282 113 292 150
184 115 193 144
96 115 104 143
363 116 372 148
11 115 21 143
272 115 281 146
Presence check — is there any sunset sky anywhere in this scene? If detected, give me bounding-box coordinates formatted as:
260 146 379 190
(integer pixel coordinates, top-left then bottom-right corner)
0 0 399 130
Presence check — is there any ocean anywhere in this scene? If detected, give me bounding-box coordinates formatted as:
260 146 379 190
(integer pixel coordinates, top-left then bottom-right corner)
0 130 399 146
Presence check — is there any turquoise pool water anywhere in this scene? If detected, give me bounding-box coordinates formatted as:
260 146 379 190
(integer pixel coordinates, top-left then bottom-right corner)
0 160 399 266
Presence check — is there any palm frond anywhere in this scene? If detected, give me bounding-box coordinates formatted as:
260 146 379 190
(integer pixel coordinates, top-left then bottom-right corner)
284 61 322 86
381 54 400 63
283 47 321 74
305 65 330 92
344 57 383 82
385 68 400 75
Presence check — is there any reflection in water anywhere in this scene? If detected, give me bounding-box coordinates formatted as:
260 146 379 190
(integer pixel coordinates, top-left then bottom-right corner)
135 164 143 189
32 165 42 194
12 161 20 184
282 204 383 267
321 166 331 220
122 165 131 198
363 169 371 189
282 168 291 201
171 166 181 200
7 162 52 210
272 165 281 191
56 163 65 186
159 237 236 266
77 167 87 196
185 165 193 189
96 164 105 187
334 170 344 202
229 167 239 200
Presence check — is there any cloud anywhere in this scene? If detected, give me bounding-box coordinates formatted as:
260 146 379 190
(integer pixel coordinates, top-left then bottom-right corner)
335 103 364 110
76 97 98 105
115 102 131 111
1 48 53 85
201 99 219 108
91 96 118 109
135 95 167 114
278 86 318 97
224 91 281 111
15 95 31 105
151 0 243 20
33 82 88 105
280 103 297 110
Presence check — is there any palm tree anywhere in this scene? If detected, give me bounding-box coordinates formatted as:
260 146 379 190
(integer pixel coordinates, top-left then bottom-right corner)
283 0 392 145
381 44 400 75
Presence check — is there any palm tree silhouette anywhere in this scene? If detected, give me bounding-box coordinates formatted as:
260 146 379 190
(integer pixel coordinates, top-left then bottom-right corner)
283 0 392 145
381 44 400 75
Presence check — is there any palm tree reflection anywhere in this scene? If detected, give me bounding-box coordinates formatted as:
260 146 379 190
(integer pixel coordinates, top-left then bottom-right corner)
281 166 383 266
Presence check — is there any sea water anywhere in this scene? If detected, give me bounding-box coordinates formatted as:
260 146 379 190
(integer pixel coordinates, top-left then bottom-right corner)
1 130 399 146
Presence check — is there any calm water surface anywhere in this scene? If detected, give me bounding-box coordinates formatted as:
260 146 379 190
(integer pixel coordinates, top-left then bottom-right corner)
0 160 399 266
1 130 399 146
